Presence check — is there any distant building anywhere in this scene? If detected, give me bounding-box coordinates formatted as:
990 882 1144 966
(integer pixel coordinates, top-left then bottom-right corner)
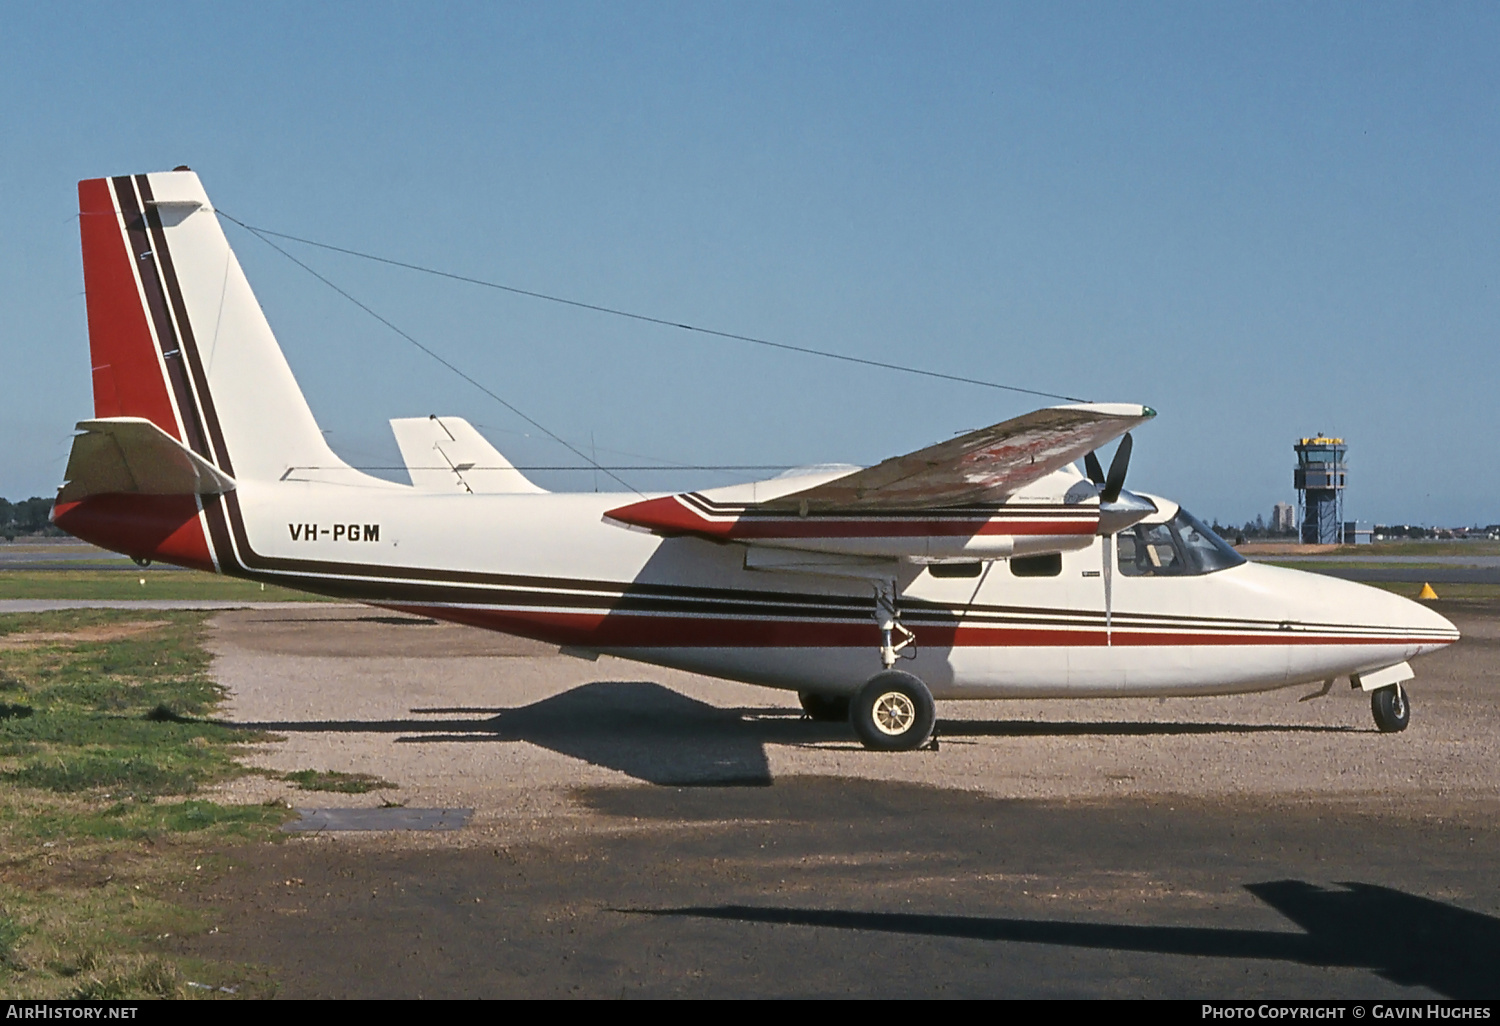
1343 521 1373 546
1272 502 1295 533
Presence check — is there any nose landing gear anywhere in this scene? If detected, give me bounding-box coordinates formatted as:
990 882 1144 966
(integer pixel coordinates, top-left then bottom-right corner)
1371 683 1410 733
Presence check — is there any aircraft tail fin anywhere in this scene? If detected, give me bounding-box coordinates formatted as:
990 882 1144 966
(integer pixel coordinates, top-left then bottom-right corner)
77 171 347 483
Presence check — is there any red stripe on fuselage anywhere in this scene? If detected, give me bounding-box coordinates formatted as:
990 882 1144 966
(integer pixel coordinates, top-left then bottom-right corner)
381 604 1449 651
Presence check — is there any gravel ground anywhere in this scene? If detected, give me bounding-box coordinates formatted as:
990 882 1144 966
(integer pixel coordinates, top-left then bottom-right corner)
179 599 1500 997
206 599 1500 822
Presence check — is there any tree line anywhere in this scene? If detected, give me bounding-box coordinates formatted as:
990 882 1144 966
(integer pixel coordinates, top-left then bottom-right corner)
0 497 62 540
1208 515 1297 545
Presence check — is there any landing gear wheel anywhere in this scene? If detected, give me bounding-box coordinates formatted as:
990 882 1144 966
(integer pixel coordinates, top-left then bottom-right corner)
1371 683 1410 733
851 671 935 752
799 692 850 722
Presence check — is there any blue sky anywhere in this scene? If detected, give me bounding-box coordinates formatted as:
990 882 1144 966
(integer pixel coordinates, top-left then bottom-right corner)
3 2 1497 525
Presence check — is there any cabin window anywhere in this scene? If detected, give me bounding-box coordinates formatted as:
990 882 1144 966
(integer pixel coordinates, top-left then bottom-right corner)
929 561 983 578
1117 508 1246 577
1010 553 1062 577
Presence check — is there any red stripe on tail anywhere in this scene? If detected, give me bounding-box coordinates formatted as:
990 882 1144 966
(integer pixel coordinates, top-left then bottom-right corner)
78 178 178 435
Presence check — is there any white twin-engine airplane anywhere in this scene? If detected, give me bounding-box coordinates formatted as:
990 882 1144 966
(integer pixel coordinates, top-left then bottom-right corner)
53 170 1459 751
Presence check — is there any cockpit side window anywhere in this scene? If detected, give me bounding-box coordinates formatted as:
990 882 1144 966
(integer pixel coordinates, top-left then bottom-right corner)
1117 507 1246 577
1173 507 1246 573
1118 523 1188 576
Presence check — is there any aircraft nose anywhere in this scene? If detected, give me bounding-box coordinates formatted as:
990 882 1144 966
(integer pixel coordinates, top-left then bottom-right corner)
1245 564 1462 656
1354 579 1460 655
1405 595 1460 654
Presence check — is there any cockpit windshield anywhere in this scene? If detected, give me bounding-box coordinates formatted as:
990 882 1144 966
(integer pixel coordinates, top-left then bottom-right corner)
1117 507 1246 577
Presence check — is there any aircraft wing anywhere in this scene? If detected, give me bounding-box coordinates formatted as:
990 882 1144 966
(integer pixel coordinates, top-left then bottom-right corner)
762 402 1155 512
604 403 1154 557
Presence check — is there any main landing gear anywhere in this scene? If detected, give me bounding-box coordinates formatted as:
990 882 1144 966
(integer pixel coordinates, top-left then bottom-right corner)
1371 683 1410 733
796 578 934 750
874 580 916 670
851 670 936 752
802 674 937 751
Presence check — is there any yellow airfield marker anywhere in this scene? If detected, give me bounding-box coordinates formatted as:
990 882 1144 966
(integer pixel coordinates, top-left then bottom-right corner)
1417 582 1439 600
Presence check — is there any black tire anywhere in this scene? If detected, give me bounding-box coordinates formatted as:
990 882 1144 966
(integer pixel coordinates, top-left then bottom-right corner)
1371 683 1410 733
851 671 936 752
798 692 850 722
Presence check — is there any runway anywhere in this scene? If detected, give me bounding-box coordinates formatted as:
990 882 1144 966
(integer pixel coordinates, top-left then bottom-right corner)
166 601 1500 997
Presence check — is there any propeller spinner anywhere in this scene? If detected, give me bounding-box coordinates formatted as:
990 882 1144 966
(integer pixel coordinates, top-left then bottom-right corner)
1086 433 1157 537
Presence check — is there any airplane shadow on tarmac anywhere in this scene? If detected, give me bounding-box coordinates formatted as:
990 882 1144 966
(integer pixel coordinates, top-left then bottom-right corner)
235 680 1357 788
409 681 784 786
638 880 1500 998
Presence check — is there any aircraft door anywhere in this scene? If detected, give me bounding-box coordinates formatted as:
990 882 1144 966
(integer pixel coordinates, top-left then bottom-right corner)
1100 520 1199 693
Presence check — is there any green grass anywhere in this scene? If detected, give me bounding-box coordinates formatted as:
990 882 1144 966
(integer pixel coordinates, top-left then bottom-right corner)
19 799 286 843
0 610 266 797
283 769 398 793
0 569 329 602
0 610 294 998
1345 541 1500 556
0 916 21 969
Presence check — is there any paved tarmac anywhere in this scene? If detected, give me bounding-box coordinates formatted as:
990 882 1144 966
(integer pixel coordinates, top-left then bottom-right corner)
0 539 168 570
162 599 1500 998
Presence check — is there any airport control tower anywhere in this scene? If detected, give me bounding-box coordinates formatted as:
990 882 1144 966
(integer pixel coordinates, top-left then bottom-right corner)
1294 435 1347 545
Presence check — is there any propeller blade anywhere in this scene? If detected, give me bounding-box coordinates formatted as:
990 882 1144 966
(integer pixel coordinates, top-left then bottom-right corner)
1101 433 1133 504
1084 451 1105 485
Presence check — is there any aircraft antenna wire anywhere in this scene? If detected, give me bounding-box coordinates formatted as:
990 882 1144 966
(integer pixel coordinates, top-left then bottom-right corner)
222 215 643 495
218 214 1088 404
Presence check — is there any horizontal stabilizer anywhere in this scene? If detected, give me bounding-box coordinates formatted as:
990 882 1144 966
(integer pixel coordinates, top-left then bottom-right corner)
58 417 236 502
390 416 546 494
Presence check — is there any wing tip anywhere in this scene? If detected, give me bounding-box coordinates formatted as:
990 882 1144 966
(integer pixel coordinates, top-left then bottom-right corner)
1053 402 1155 420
